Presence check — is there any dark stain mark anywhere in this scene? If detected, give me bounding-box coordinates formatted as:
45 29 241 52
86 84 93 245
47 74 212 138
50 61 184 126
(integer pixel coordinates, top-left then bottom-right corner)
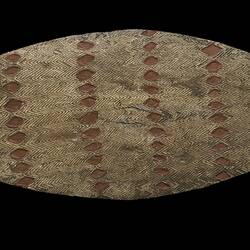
126 105 150 112
191 85 203 97
171 75 205 97
114 116 144 127
40 62 51 68
117 81 137 91
161 110 173 120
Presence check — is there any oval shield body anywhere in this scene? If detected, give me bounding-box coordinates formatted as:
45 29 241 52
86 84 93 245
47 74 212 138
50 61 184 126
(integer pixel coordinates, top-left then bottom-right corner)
0 30 249 200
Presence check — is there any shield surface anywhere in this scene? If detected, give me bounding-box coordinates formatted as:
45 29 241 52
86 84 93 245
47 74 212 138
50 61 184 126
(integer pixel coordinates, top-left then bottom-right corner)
0 30 249 200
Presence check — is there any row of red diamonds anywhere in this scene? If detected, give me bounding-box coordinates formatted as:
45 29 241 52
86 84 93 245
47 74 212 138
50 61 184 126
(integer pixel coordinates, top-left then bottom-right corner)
141 30 171 192
202 43 232 181
3 53 34 187
76 40 109 194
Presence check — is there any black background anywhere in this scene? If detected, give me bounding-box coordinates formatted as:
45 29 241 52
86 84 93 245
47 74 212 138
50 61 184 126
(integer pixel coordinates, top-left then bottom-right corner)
0 2 249 230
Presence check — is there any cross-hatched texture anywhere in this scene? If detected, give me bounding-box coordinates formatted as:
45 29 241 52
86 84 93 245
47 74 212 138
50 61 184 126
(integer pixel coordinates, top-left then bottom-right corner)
0 30 249 200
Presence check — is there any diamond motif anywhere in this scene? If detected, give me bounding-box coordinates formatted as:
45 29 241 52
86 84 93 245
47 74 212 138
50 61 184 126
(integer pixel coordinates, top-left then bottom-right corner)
215 157 231 166
209 113 227 123
202 43 222 56
206 60 222 73
216 172 232 181
208 101 224 110
212 142 228 151
211 127 229 139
